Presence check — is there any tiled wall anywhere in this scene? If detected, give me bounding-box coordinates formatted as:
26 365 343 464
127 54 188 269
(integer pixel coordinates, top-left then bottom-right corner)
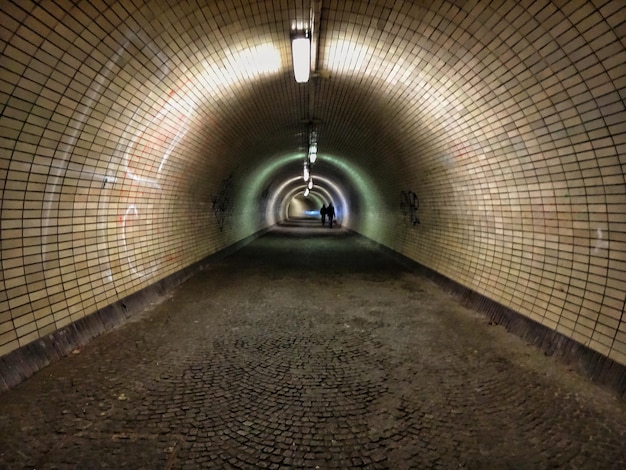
1 0 625 370
0 0 279 358
340 1 626 366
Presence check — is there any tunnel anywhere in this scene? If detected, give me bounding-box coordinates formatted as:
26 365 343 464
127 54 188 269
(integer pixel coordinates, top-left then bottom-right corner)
1 0 626 465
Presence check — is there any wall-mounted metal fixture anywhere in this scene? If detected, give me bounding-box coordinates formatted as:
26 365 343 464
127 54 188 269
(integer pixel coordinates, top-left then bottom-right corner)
292 2 323 195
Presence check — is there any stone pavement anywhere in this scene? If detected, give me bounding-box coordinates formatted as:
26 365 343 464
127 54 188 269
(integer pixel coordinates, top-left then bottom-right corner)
1 221 625 469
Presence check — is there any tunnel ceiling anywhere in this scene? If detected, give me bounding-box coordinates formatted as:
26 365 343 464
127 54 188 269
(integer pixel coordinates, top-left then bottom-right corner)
3 0 622 203
3 0 539 197
1 0 626 366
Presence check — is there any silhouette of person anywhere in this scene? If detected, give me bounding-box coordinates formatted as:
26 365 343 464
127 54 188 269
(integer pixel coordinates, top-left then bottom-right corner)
320 204 327 225
327 203 335 228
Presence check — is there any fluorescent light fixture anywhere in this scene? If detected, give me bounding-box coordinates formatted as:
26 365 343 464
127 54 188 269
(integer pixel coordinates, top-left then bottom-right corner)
303 163 310 181
291 32 311 83
308 178 313 189
304 188 310 197
308 143 317 163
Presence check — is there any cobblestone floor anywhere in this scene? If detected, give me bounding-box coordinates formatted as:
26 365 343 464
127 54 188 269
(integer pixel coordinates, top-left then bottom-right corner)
1 222 626 469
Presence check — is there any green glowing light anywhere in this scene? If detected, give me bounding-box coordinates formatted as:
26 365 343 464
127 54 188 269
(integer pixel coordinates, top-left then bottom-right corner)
237 152 384 237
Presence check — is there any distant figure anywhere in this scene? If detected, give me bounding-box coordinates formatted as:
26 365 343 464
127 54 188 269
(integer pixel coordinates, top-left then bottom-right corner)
327 203 335 228
320 204 327 225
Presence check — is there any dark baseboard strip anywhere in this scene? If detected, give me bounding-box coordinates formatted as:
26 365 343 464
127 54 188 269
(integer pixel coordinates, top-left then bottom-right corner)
370 239 626 401
0 227 272 393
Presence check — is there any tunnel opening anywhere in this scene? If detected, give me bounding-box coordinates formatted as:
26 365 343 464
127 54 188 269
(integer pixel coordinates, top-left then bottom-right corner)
287 193 321 220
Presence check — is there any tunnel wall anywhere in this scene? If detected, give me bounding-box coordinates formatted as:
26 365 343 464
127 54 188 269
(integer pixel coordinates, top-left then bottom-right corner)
349 3 626 367
0 1 269 361
1 0 625 390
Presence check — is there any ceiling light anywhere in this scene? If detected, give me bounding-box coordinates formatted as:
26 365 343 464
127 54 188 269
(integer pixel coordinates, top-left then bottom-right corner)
309 143 317 163
291 30 311 83
303 163 310 181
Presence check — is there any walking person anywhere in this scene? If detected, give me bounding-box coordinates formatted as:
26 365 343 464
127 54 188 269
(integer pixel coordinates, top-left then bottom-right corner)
320 204 327 225
327 202 335 228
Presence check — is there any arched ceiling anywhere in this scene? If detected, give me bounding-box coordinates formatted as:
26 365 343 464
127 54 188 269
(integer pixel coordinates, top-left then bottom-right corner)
1 0 625 365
